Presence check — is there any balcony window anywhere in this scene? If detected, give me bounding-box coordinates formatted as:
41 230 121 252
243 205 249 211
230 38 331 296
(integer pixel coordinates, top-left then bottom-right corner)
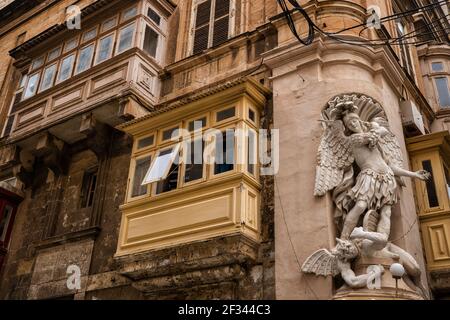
82 27 98 43
102 16 118 33
96 33 115 64
248 129 257 175
23 72 40 99
131 156 152 198
31 56 45 71
142 144 181 186
147 8 161 25
122 6 138 22
184 140 205 183
64 37 79 53
434 77 450 108
14 10 142 103
117 81 268 255
75 44 95 74
422 160 440 208
57 54 75 83
39 63 57 92
214 130 235 175
143 25 158 58
47 46 62 62
117 23 136 54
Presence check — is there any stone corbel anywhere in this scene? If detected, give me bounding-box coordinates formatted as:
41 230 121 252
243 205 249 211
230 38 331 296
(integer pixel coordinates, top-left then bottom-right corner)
0 144 20 169
118 95 150 121
32 133 68 177
80 113 111 158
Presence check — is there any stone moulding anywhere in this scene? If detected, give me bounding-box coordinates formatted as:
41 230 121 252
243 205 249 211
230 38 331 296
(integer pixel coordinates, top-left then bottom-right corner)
114 234 259 294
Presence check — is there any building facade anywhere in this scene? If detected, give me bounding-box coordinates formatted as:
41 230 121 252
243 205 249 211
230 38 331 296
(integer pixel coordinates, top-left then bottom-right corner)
0 0 449 300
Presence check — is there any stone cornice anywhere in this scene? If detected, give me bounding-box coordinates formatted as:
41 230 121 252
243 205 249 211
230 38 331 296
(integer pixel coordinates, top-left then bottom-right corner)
262 34 435 121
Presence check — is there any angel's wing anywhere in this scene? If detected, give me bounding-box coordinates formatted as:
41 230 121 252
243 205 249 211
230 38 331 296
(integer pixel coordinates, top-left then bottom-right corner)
371 118 404 169
301 249 340 277
314 120 354 196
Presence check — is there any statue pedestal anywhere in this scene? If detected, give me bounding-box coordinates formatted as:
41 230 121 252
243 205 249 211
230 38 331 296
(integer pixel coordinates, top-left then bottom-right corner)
333 256 423 300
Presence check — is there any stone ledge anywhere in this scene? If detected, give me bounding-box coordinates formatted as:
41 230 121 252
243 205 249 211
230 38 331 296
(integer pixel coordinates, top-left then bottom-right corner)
429 269 450 294
34 226 100 250
114 234 260 292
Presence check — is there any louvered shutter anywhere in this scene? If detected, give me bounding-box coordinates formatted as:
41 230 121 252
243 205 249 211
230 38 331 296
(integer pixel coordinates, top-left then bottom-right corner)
193 0 212 54
212 0 230 47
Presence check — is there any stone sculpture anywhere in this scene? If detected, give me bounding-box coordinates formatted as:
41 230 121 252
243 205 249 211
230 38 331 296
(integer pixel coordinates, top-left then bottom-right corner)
302 93 430 299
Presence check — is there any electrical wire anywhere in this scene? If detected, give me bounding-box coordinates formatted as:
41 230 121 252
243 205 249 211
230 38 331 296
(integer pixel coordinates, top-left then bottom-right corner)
277 0 450 47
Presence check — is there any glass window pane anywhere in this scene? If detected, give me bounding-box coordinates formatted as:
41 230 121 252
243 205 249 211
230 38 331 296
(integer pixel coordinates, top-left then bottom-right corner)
249 109 255 122
132 156 151 197
48 47 62 61
435 77 450 107
216 107 235 122
148 8 161 25
162 127 179 141
0 205 13 242
39 64 57 92
444 166 450 200
137 136 154 149
143 25 158 58
142 144 180 185
96 34 114 64
64 37 79 53
19 74 28 89
184 140 204 183
31 56 45 70
102 17 117 32
215 130 234 174
75 44 94 74
422 160 439 208
117 24 135 54
248 129 257 175
156 160 179 194
432 62 444 72
82 28 98 42
23 72 40 99
188 117 207 132
57 54 75 82
122 6 138 21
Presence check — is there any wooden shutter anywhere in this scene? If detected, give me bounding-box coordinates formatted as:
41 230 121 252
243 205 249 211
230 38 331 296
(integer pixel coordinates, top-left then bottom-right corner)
193 0 212 54
212 0 230 47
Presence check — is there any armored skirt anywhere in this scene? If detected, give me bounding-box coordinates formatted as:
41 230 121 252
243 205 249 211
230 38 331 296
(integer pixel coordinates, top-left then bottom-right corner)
347 168 398 210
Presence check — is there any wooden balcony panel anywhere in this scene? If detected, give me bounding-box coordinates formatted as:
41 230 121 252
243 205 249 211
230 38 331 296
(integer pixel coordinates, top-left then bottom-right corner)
7 50 160 144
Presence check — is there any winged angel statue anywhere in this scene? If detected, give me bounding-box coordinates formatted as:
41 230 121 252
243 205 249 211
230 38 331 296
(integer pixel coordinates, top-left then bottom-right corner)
301 94 430 297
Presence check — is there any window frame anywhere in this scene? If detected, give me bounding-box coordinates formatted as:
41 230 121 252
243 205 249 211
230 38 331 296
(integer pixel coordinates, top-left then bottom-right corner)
56 52 76 84
23 71 42 100
81 26 99 44
116 22 137 55
128 152 155 201
180 137 208 187
74 42 96 75
134 133 156 153
38 62 58 93
433 76 450 109
213 105 238 126
189 0 236 55
0 198 18 251
211 125 238 178
94 31 116 66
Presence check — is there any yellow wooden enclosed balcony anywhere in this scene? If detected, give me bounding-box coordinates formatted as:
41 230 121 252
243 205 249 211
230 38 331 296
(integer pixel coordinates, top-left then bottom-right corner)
115 78 271 256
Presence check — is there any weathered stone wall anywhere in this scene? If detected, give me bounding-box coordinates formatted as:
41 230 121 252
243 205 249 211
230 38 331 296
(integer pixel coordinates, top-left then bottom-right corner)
0 131 134 299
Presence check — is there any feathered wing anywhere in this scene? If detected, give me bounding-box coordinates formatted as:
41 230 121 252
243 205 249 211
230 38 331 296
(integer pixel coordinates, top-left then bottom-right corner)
372 118 405 186
314 120 354 196
301 249 340 277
